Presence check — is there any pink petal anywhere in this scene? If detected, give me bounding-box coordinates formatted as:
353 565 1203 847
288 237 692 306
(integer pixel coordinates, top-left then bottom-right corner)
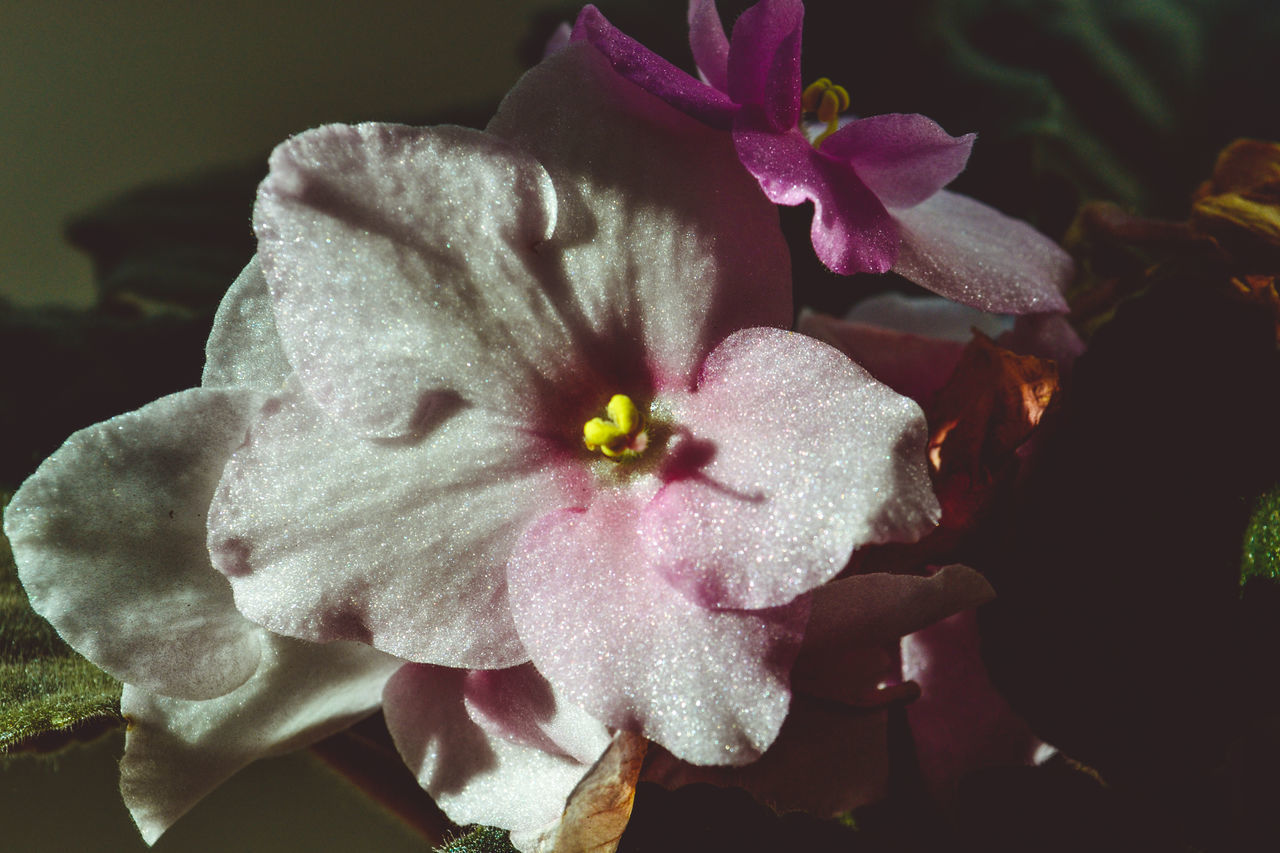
725 0 804 131
571 6 738 129
254 122 573 439
793 565 995 706
507 494 809 767
734 126 899 275
207 381 576 669
383 663 610 834
821 114 975 209
902 609 1046 803
797 309 968 404
121 636 398 844
892 190 1073 314
646 328 940 610
642 696 890 816
201 256 291 393
687 0 730 93
4 388 267 701
489 44 791 391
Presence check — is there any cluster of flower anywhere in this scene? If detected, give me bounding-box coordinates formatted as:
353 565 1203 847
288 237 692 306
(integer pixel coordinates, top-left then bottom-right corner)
3 2 1078 849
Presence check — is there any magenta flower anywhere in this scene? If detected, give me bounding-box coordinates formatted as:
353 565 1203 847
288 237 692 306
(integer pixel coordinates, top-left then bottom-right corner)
573 0 1073 314
206 40 940 778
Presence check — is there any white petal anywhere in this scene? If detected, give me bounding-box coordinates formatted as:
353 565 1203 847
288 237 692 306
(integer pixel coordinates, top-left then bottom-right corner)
488 42 792 389
892 190 1072 314
121 636 399 844
383 663 610 834
208 381 575 668
5 388 267 700
255 122 578 438
202 256 291 393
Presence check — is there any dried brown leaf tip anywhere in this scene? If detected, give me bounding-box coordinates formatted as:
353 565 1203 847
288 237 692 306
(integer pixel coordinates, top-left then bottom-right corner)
927 333 1061 531
1191 139 1280 261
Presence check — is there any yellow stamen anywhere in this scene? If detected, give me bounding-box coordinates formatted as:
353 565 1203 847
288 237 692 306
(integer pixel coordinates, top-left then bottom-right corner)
801 78 851 148
583 394 647 461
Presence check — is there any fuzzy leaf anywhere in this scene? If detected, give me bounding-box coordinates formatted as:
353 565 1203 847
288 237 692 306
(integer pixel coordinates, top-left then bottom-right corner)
0 495 122 753
1242 483 1280 584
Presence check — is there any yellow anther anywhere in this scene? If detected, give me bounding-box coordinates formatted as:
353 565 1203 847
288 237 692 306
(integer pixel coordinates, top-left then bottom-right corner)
801 78 851 148
583 394 647 461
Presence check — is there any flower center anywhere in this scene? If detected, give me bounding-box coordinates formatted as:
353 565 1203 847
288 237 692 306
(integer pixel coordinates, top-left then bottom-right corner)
801 77 850 148
583 394 648 461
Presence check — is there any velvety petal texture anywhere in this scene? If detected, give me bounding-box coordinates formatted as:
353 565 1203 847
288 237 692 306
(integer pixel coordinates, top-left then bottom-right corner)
734 126 900 275
122 636 399 844
822 114 975 210
384 663 611 834
571 1 1074 308
256 123 571 439
487 43 792 390
688 0 730 92
645 328 940 610
892 190 1072 313
573 6 738 129
208 381 561 669
201 257 291 394
5 388 268 701
508 495 810 767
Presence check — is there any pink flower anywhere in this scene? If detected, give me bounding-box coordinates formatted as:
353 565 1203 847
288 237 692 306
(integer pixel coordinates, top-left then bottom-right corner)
207 38 940 783
573 0 1073 314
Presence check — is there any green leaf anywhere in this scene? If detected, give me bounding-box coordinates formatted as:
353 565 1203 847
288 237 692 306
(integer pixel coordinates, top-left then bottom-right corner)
434 826 518 853
0 494 122 754
1242 483 1280 584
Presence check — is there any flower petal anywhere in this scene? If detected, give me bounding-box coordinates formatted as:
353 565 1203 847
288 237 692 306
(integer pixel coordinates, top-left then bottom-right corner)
734 126 899 274
489 44 791 390
508 495 808 767
646 328 939 611
797 309 968 404
4 388 267 700
792 565 996 706
121 636 398 844
201 256 291 393
208 381 570 669
571 6 738 129
687 0 730 93
902 609 1045 803
821 114 975 209
725 0 804 130
254 122 574 439
892 190 1073 313
642 696 890 817
383 663 610 834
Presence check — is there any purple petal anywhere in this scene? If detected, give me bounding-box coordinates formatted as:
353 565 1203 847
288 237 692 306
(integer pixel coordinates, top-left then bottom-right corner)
122 636 398 844
384 663 610 834
821 114 975 209
688 0 730 93
572 5 738 129
507 494 809 766
207 380 574 669
254 122 573 439
5 388 267 701
644 328 939 611
892 190 1073 313
489 44 791 390
726 0 804 130
902 609 1046 803
734 125 899 274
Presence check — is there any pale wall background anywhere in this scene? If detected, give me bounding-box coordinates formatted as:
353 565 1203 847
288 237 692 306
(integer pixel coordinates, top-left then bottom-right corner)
2 0 561 307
